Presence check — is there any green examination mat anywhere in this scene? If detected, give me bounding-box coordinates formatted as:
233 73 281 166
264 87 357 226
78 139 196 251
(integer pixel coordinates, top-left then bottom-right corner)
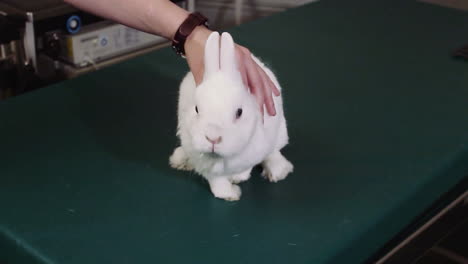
1 0 467 263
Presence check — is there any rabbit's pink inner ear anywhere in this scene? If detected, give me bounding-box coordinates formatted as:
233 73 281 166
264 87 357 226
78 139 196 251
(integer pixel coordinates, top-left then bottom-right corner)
203 32 220 81
220 32 238 77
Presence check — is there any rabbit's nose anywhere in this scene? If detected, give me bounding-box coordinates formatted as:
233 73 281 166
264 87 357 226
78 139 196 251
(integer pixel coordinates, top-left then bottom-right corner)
206 135 222 145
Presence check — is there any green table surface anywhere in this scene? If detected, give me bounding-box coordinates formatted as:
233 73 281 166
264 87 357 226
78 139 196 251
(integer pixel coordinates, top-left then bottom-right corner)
1 0 468 263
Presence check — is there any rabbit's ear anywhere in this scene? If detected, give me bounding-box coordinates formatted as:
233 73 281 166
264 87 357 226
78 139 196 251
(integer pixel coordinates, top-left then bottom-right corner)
220 32 239 78
203 32 220 81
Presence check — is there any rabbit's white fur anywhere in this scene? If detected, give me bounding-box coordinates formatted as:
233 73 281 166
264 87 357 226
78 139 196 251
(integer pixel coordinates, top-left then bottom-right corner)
170 32 293 201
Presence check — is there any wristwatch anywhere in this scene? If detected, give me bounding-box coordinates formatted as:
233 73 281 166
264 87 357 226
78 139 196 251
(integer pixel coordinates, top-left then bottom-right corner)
172 12 209 57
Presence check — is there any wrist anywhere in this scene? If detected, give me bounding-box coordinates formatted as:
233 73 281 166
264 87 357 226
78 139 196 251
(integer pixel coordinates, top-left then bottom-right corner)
171 12 209 57
184 26 212 85
184 26 212 53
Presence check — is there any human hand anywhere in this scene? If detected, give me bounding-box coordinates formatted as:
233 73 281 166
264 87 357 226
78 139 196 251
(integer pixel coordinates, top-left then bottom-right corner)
184 27 280 116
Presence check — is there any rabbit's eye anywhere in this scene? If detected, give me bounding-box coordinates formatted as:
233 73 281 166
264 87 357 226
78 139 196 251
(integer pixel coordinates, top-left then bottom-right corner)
195 106 199 114
236 108 243 119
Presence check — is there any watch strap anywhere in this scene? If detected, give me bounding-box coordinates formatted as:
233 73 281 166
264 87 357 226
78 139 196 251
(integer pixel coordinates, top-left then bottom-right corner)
172 12 209 57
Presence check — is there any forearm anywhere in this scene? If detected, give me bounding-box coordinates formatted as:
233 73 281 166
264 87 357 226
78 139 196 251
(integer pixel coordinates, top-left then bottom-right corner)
64 0 188 39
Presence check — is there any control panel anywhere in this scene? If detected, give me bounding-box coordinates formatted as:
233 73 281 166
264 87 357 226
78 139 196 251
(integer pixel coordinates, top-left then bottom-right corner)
59 21 166 67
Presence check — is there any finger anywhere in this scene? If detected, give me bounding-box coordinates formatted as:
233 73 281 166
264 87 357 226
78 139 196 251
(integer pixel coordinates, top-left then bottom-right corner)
255 69 268 121
237 52 249 91
269 74 280 97
244 54 265 112
252 74 265 117
259 67 276 116
259 66 280 97
255 87 265 123
252 77 265 114
271 80 281 97
237 46 253 93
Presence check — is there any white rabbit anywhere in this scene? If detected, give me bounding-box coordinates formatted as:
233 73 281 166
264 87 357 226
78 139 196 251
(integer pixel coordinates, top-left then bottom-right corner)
169 32 293 201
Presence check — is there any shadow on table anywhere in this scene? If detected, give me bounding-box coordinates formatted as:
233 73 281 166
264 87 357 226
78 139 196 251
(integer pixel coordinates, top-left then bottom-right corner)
72 65 181 173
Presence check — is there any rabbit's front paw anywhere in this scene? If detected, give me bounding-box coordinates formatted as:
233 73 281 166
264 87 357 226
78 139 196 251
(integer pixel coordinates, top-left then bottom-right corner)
169 147 193 171
209 177 241 201
262 151 293 183
230 168 252 184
